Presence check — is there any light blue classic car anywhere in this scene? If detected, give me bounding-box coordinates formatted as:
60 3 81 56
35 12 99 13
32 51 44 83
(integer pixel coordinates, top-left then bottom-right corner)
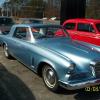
1 24 100 92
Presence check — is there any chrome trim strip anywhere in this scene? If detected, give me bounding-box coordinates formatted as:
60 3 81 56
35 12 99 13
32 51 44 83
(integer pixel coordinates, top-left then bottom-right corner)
59 79 100 90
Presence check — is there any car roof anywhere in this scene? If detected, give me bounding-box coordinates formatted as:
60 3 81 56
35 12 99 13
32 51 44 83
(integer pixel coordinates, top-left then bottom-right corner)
65 18 100 23
13 24 62 28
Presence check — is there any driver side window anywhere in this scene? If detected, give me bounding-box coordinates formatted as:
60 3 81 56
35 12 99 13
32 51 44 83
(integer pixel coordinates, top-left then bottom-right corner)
13 27 28 40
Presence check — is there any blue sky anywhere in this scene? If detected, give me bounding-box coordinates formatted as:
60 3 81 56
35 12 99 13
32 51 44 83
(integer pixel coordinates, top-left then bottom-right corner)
0 0 5 6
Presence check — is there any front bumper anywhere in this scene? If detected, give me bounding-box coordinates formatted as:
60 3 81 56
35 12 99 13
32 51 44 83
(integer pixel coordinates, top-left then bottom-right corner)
59 79 100 90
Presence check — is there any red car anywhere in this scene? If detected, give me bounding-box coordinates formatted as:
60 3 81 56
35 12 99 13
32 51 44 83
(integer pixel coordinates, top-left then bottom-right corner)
63 19 100 46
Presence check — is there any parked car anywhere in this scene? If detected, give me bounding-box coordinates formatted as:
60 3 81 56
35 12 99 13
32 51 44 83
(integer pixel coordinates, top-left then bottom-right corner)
0 16 15 34
0 16 15 45
43 17 60 25
63 19 100 46
1 24 100 92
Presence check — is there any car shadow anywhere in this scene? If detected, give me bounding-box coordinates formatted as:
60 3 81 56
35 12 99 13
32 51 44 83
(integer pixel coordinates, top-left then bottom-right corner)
55 87 78 95
0 63 36 100
74 89 100 100
56 87 100 100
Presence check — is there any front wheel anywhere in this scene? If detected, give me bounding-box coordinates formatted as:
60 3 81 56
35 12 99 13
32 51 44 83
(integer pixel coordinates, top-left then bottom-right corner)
3 44 11 58
42 65 59 92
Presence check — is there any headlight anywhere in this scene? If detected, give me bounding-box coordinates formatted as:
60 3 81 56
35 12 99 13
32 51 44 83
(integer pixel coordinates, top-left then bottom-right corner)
90 61 96 66
68 63 75 71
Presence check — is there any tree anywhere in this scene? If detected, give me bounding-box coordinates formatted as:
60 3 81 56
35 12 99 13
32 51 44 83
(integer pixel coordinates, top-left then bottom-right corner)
2 0 30 17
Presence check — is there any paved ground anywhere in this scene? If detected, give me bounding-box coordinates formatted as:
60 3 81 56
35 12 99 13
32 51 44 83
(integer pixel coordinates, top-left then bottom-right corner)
0 47 100 100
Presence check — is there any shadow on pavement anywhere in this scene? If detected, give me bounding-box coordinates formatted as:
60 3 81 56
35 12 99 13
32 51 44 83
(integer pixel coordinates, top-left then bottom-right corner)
55 87 78 95
74 89 100 100
0 63 35 100
56 86 100 100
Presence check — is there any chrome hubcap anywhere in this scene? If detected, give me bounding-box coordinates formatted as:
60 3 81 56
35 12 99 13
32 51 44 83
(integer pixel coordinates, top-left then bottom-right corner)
4 45 8 57
43 66 56 88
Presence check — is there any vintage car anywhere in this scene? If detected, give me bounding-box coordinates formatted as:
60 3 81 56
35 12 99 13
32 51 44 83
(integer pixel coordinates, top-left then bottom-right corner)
63 19 100 46
1 24 100 92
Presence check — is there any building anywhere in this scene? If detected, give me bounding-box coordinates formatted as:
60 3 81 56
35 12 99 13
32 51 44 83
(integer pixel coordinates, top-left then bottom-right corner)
86 0 100 19
0 0 99 20
44 0 100 21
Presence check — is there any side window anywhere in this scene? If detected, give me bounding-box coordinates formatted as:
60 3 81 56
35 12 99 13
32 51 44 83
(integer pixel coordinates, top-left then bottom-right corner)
64 23 75 30
77 23 95 33
13 27 28 40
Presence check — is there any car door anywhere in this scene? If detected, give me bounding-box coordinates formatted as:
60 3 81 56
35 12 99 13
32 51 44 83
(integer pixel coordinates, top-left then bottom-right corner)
73 23 100 45
11 27 32 66
63 22 77 39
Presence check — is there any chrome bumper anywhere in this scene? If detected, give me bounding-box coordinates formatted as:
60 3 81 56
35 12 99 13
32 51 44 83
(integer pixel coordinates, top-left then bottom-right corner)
59 79 100 90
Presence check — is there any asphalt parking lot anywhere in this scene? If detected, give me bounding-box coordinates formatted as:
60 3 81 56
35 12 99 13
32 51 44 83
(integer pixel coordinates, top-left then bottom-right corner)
0 47 100 100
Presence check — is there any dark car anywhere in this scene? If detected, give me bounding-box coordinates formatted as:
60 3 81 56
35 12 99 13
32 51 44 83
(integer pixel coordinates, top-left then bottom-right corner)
0 16 15 34
0 16 15 45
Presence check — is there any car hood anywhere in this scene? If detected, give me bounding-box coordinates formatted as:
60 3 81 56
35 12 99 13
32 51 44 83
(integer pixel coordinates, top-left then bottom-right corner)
36 38 100 63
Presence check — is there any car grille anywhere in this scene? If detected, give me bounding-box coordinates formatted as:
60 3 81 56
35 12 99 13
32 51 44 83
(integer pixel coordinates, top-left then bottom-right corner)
94 63 100 78
69 72 90 80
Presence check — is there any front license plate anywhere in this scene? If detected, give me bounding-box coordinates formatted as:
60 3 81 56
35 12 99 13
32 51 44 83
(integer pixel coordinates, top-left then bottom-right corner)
85 86 100 92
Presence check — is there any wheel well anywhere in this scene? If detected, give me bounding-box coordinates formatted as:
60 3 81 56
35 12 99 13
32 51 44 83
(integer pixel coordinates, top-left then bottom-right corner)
37 62 51 77
2 43 6 48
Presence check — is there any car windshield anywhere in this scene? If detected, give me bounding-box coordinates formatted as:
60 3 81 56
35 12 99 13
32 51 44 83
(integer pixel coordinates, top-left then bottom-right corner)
0 18 14 25
96 23 100 32
31 26 69 39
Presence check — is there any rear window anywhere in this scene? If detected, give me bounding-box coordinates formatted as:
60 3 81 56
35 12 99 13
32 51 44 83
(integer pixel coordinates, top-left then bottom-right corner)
64 23 75 30
96 23 100 32
0 18 14 25
31 26 68 39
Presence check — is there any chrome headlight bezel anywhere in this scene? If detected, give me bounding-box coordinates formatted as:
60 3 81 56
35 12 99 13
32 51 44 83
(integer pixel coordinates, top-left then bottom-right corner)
68 63 75 71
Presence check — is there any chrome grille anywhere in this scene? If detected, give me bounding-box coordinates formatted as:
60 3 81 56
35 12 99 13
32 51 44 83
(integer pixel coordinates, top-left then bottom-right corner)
69 72 89 80
94 63 100 78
